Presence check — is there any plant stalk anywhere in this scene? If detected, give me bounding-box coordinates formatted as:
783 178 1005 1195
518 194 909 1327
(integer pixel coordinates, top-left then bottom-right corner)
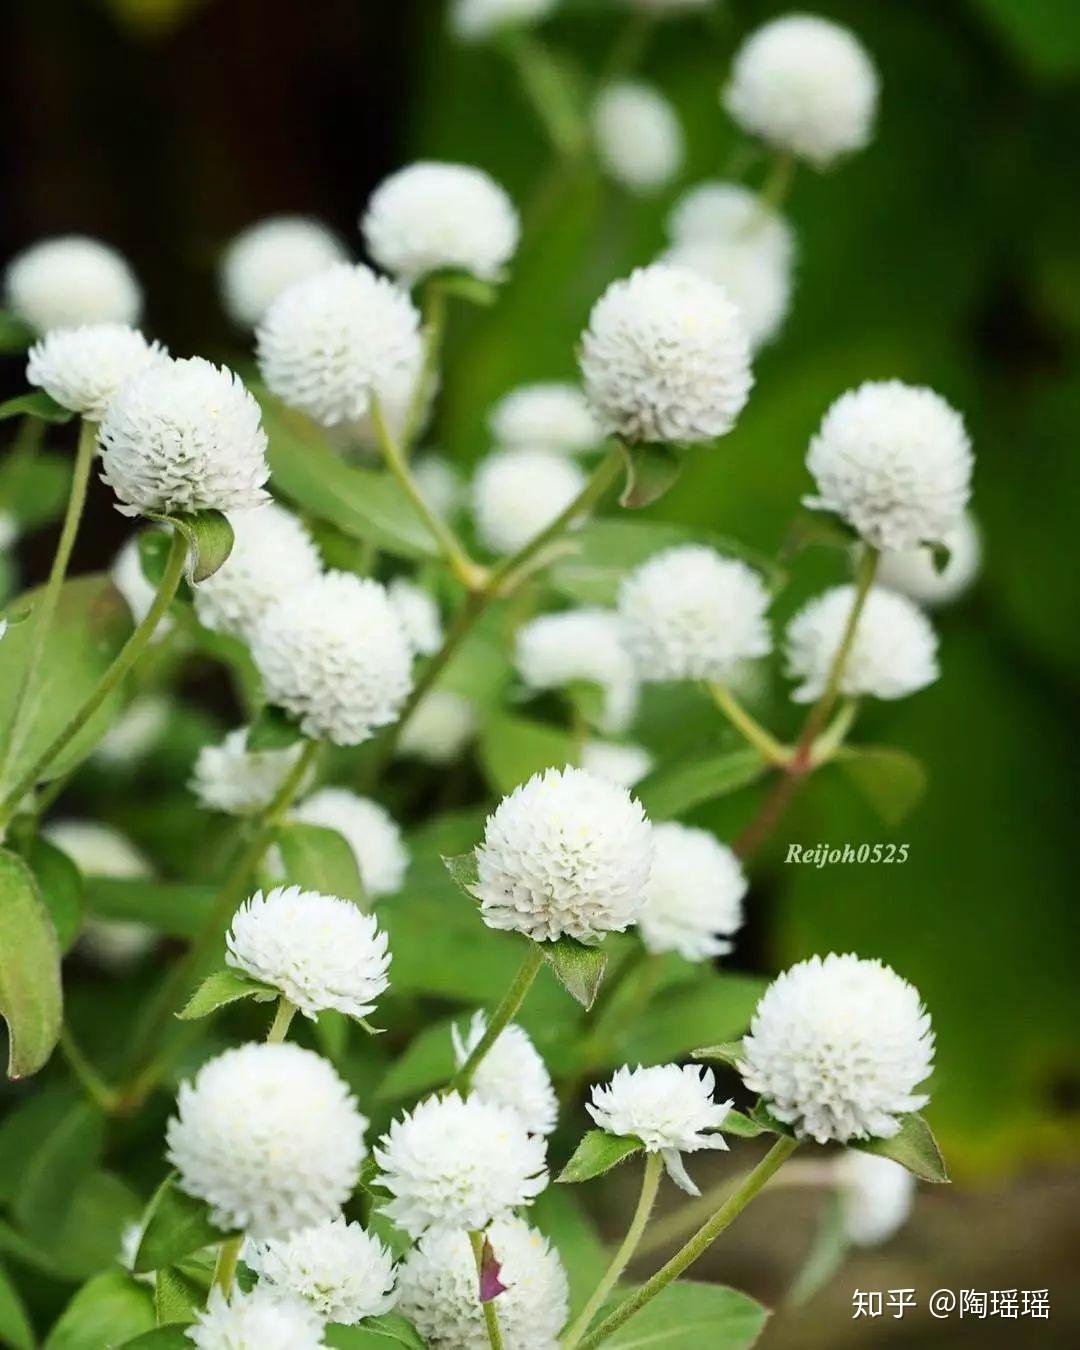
454 943 545 1095
705 681 790 766
469 1230 506 1350
266 996 296 1044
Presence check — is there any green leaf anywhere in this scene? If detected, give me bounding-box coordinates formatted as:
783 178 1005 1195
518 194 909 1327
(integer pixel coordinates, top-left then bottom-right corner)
635 749 766 820
0 849 62 1078
134 1174 232 1274
0 451 72 531
246 704 303 752
274 821 366 905
325 1313 427 1348
721 1110 768 1139
0 1085 79 1203
478 711 578 796
781 507 860 558
435 271 499 306
831 745 928 825
604 1281 769 1348
43 1271 155 1350
0 391 75 425
49 1170 143 1282
852 1112 949 1183
375 1017 456 1101
13 1101 106 1243
177 968 278 1021
441 850 479 896
746 1100 796 1139
154 1267 202 1326
692 1040 744 1067
0 310 34 355
0 1259 35 1350
83 878 215 938
22 837 83 951
618 441 682 509
540 937 607 1009
136 530 173 588
150 510 233 584
117 1330 193 1349
557 1130 643 1183
619 975 765 1067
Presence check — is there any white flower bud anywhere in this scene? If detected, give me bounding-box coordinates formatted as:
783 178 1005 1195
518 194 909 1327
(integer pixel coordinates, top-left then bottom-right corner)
291 788 408 898
592 81 684 194
397 689 477 765
388 578 443 657
639 822 746 962
489 382 601 456
579 738 653 790
5 235 141 333
220 216 347 328
837 1152 916 1246
452 1013 558 1137
515 607 639 734
472 448 586 556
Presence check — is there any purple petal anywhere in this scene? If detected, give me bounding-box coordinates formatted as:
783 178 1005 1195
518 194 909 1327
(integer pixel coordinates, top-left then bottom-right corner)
479 1235 508 1303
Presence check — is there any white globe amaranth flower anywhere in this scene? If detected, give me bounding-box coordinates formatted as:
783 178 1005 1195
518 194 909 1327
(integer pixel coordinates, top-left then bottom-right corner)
451 0 558 42
167 1041 368 1238
414 454 465 519
588 1064 732 1195
192 502 322 642
805 381 973 551
663 238 791 353
192 727 308 817
452 1012 558 1136
292 788 408 898
472 447 587 557
226 886 390 1021
592 81 684 194
580 263 753 444
4 235 141 332
723 14 879 168
515 607 639 734
110 536 173 638
362 161 520 285
98 357 270 518
396 1217 569 1350
580 738 653 790
94 694 169 765
784 584 939 703
618 544 772 681
187 1285 326 1350
256 263 422 428
668 179 791 252
388 578 443 657
739 953 935 1144
397 689 477 765
26 323 165 421
251 572 413 745
489 382 601 456
875 510 981 608
374 1092 548 1237
473 765 653 942
639 822 746 962
220 215 348 329
836 1151 916 1247
248 1216 396 1324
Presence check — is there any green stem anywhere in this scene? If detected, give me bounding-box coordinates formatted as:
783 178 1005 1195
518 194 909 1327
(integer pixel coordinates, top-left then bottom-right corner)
563 1152 663 1348
212 1235 243 1295
469 1230 506 1350
809 698 859 767
455 943 545 1095
403 280 448 451
266 996 296 1044
599 12 654 85
759 151 796 212
0 525 188 829
59 1025 118 1114
500 29 587 161
575 1137 799 1350
705 681 790 767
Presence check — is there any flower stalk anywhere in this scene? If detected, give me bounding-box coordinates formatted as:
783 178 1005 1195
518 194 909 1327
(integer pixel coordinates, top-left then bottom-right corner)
469 1230 506 1350
454 942 545 1096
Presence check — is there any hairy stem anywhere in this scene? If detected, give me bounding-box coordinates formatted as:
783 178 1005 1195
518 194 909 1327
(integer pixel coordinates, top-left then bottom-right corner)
469 1230 506 1350
454 943 545 1095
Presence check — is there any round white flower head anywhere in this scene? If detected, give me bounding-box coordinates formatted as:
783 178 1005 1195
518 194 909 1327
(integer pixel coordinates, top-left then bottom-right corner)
515 608 638 734
784 584 939 703
580 263 752 444
4 235 141 333
191 728 307 817
292 788 408 898
473 765 653 942
592 81 684 194
248 1216 396 1323
26 324 164 421
472 448 586 557
388 578 443 657
186 1285 326 1350
110 536 172 637
588 1064 732 1195
836 1151 916 1247
220 216 348 329
875 510 981 608
362 162 519 285
723 15 879 168
251 572 413 745
806 381 973 551
193 503 322 642
663 238 791 353
167 1042 367 1238
739 953 935 1143
374 1092 548 1237
257 263 421 428
94 694 169 765
580 738 653 790
98 357 270 518
414 454 465 519
452 1012 558 1136
396 1217 569 1350
397 689 477 765
451 0 558 42
618 544 772 681
640 822 746 962
226 886 391 1021
668 180 792 252
489 382 601 456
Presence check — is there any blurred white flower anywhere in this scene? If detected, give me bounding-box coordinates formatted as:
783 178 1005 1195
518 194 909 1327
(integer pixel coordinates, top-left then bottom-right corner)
44 819 150 879
452 1012 558 1136
4 235 141 332
837 1151 916 1247
579 738 653 790
515 607 639 733
489 382 601 456
397 689 477 765
110 536 173 638
388 578 443 657
248 1215 396 1323
94 694 169 766
187 1285 326 1350
413 454 465 519
219 216 348 329
292 788 408 898
639 822 746 962
26 323 164 421
592 81 684 194
192 727 307 817
451 0 558 42
472 447 586 556
875 511 981 608
0 512 16 552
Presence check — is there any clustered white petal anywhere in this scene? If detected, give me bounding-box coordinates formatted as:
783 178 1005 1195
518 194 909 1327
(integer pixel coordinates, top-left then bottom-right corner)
396 1217 569 1350
592 81 684 194
26 323 164 421
292 787 408 897
723 15 879 168
186 1285 326 1350
580 738 653 790
784 584 939 703
192 727 309 817
257 263 422 427
515 607 639 733
251 572 413 746
220 215 348 328
588 1064 732 1195
374 1092 548 1237
452 1012 558 1136
580 263 753 444
876 510 981 608
836 1152 916 1247
397 689 477 765
388 577 443 657
489 382 601 456
98 357 270 517
639 822 746 962
248 1216 397 1323
619 544 772 681
4 235 141 332
110 536 173 636
472 448 586 556
805 381 973 551
473 765 653 942
226 886 391 1021
451 0 557 42
193 503 322 641
362 162 520 284
739 953 935 1143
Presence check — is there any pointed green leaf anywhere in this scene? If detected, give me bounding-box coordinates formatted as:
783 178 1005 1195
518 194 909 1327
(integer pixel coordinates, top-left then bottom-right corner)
782 508 860 558
375 1017 456 1102
692 1040 745 1067
13 1101 106 1243
604 1281 769 1348
43 1271 154 1350
326 1312 427 1347
478 711 578 796
0 1259 35 1350
83 878 215 937
832 745 928 825
177 968 278 1021
274 821 366 906
134 1174 232 1274
0 450 72 532
720 1110 767 1139
0 848 62 1078
747 1100 797 1139
151 510 233 584
154 1267 202 1326
617 441 682 509
0 391 75 424
636 749 766 820
441 850 479 895
852 1112 949 1183
22 836 84 951
541 936 607 1009
557 1130 643 1183
0 1086 79 1204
